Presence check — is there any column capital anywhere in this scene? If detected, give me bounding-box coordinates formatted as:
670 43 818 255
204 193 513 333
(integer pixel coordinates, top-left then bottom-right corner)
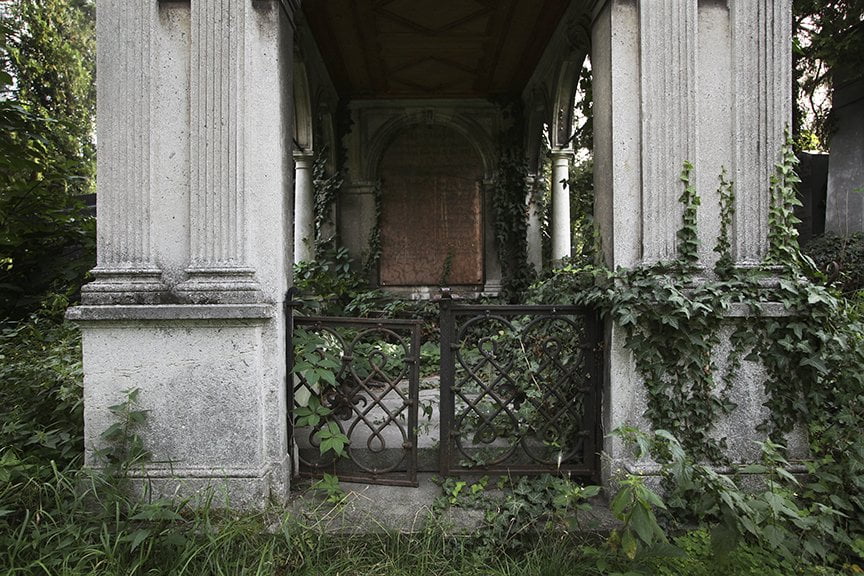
550 147 574 162
293 149 315 165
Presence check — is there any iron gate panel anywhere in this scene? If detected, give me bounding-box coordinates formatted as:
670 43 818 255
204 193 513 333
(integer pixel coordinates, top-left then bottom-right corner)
288 308 422 487
439 297 602 480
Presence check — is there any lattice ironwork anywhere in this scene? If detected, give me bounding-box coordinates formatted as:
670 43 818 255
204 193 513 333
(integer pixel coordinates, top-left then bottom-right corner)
439 296 602 479
288 306 422 487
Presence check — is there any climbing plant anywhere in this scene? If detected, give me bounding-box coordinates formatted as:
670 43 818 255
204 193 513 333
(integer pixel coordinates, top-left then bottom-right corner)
533 134 858 447
539 161 741 461
363 180 382 280
492 103 535 301
311 146 342 255
530 132 864 560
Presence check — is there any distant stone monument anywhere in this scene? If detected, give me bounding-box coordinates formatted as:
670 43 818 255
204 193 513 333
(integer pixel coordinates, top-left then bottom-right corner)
796 151 829 245
825 74 864 235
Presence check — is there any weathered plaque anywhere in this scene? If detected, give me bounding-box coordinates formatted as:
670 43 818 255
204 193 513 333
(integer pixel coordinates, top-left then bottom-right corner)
379 124 483 286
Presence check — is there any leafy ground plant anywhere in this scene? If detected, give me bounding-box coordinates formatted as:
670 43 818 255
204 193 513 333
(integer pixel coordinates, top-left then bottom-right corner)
0 305 846 574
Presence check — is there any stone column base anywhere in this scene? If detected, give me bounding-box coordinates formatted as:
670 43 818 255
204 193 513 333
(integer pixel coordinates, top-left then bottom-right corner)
67 304 289 509
174 268 263 304
81 267 167 305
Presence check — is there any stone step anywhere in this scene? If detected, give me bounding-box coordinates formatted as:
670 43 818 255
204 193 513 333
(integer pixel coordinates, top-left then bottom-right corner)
288 473 619 535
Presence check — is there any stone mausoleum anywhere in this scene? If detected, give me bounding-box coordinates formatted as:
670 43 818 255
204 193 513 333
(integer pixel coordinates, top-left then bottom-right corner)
69 0 792 506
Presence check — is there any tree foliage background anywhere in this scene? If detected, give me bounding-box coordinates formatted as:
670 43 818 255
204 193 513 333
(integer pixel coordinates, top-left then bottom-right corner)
793 0 864 149
0 0 96 319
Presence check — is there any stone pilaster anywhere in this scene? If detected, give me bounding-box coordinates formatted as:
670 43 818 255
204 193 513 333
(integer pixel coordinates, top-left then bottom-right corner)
176 0 261 303
592 0 795 486
730 0 792 265
82 0 165 304
483 178 503 294
525 174 543 273
639 0 698 263
293 151 315 263
551 148 573 261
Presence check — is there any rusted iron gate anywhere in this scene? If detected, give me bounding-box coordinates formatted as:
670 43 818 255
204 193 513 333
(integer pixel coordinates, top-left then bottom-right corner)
287 300 422 487
438 296 602 481
288 295 602 486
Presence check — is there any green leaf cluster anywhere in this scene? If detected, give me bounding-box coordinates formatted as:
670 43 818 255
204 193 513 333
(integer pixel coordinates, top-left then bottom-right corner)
0 0 96 318
493 102 535 302
538 133 864 564
433 474 600 555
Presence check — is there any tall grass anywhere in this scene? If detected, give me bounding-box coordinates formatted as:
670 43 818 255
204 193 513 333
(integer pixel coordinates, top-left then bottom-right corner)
0 298 852 575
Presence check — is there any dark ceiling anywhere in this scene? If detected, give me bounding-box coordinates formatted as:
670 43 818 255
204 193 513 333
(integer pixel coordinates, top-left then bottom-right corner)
301 0 572 100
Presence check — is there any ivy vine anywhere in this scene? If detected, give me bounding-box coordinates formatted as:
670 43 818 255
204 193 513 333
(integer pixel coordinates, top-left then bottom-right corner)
363 180 382 280
534 132 864 495
492 102 535 301
584 161 735 461
312 145 343 256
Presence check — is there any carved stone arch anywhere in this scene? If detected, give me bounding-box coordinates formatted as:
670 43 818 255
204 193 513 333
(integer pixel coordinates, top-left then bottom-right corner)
366 112 501 291
549 10 591 149
551 58 585 150
364 111 496 183
292 48 314 152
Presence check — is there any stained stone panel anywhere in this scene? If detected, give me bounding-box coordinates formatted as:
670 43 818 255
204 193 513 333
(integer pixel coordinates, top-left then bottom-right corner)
379 125 483 286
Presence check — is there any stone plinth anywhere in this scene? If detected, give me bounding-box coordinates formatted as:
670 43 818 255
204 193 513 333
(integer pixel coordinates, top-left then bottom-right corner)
69 304 289 505
71 0 297 508
592 0 793 482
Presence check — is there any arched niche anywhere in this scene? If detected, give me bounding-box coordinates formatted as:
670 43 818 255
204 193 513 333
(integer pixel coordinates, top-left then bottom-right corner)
376 123 487 288
364 111 496 183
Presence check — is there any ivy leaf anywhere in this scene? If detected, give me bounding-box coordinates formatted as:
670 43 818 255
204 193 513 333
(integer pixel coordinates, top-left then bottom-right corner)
800 356 829 375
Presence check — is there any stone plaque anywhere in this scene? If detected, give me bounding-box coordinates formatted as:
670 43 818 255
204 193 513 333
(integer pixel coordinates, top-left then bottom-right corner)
379 124 483 286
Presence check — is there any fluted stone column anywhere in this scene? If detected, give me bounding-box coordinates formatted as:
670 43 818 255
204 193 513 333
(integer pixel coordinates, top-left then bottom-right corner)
525 174 543 273
730 0 792 265
293 150 315 262
551 148 573 261
175 0 261 303
70 0 298 509
592 0 793 482
82 0 165 304
639 1 697 263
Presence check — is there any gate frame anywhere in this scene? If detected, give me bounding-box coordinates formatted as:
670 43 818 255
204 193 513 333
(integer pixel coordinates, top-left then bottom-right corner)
438 294 603 482
286 294 423 487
